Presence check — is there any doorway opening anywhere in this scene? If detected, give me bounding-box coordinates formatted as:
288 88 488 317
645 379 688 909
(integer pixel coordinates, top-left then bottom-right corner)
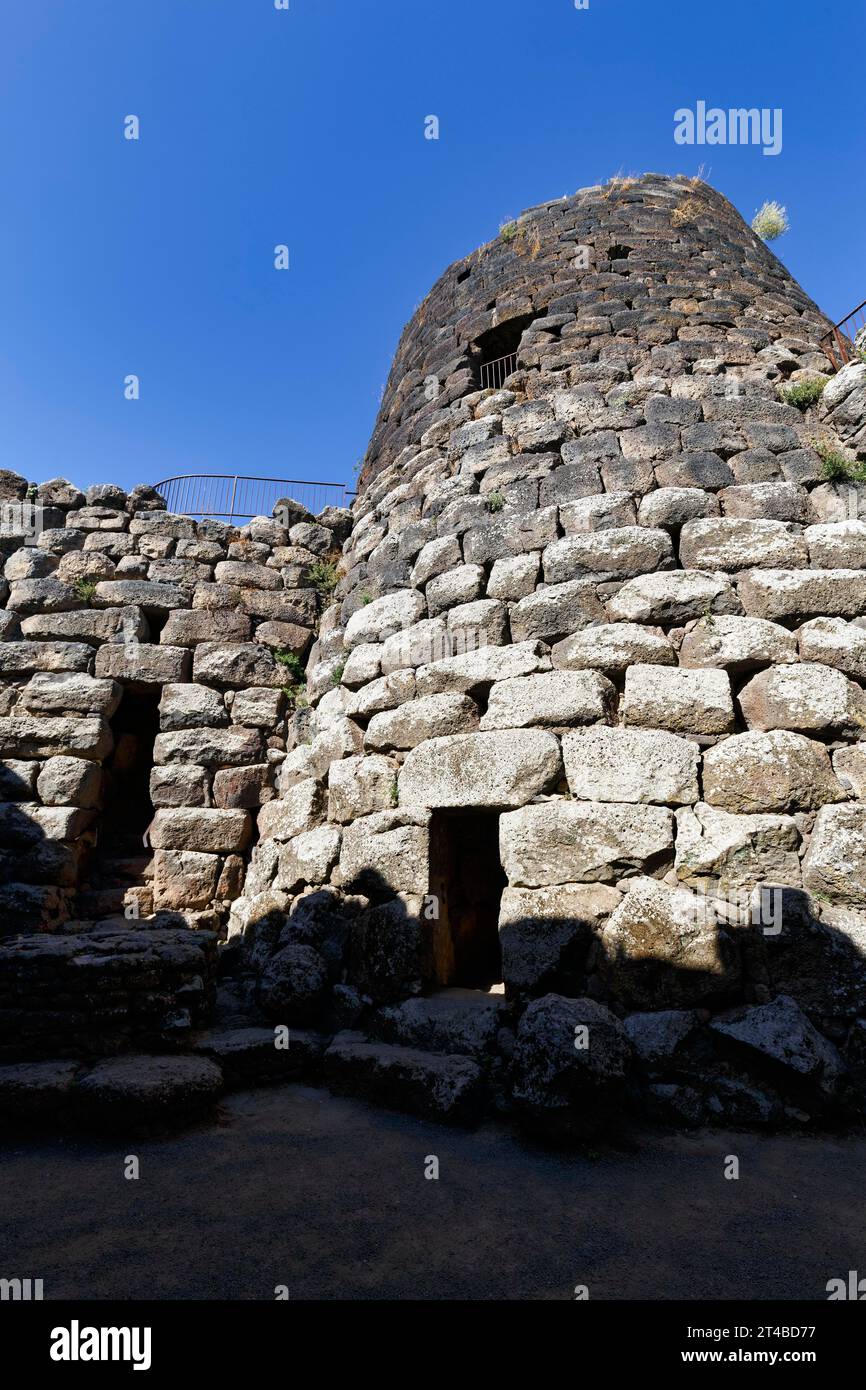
471 313 536 391
81 687 160 916
426 810 505 989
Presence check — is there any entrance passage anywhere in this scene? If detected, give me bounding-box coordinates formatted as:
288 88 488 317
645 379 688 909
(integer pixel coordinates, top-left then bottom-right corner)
80 688 160 916
426 810 505 989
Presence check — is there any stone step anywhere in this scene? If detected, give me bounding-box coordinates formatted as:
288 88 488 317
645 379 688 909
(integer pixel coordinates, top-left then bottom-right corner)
323 1032 485 1124
371 987 510 1059
193 1025 326 1089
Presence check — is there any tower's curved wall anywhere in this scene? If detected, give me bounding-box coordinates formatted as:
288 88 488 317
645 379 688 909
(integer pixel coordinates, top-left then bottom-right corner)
233 173 866 1134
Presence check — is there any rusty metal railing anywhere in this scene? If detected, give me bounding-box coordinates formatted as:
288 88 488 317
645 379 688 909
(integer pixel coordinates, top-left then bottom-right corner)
821 300 866 371
479 351 519 391
150 474 351 522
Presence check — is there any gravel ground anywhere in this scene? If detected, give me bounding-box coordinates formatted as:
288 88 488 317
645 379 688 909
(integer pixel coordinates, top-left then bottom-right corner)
1 1083 863 1301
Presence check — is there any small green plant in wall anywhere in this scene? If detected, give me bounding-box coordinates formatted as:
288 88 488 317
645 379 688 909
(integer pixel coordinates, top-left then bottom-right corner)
306 558 340 595
273 648 305 682
779 377 826 411
751 201 789 241
813 436 866 482
72 578 98 606
485 490 505 513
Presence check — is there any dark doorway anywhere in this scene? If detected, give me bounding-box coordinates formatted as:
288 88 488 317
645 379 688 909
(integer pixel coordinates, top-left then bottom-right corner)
471 313 536 390
80 687 160 915
426 810 505 989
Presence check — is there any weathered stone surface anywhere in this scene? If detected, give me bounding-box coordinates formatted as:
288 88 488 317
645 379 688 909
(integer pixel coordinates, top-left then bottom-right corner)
511 994 632 1141
256 778 324 842
601 877 739 1008
563 726 699 805
487 553 540 601
19 671 121 718
344 590 426 649
373 989 508 1057
346 894 424 1001
551 622 674 671
96 643 191 684
738 569 866 621
498 883 620 997
153 727 262 767
150 808 252 853
480 670 614 730
559 492 635 532
510 579 606 643
0 640 93 674
0 1060 80 1121
94 580 187 612
192 642 283 689
679 518 807 571
703 730 845 813
623 1010 696 1065
720 480 807 521
499 800 673 886
193 1026 325 1088
414 641 546 696
159 609 251 646
798 617 866 681
7 577 77 615
152 850 220 911
20 609 146 646
0 759 38 800
426 564 485 615
149 764 210 808
739 662 866 733
75 1055 223 1126
802 805 866 905
710 996 844 1099
337 811 429 895
833 746 866 799
212 764 272 809
637 487 718 527
230 687 283 728
675 802 801 890
276 826 342 891
365 693 479 750
399 730 562 809
606 570 740 624
157 683 226 734
36 756 102 808
324 1035 484 1124
348 670 415 718
679 614 797 670
623 664 735 734
0 715 111 760
259 944 329 1025
328 754 397 823
543 527 672 583
805 521 866 569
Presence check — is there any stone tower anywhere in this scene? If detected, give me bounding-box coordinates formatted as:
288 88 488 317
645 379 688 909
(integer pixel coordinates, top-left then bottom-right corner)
4 172 866 1134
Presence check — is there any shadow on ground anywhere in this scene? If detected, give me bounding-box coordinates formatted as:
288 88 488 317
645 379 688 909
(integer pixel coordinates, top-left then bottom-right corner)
1 1082 862 1300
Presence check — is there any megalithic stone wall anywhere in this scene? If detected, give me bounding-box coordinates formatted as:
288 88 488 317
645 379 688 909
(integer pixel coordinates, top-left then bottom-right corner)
228 173 866 1134
0 476 351 933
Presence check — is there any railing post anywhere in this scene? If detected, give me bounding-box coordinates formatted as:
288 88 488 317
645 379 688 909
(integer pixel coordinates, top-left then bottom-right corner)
227 475 238 522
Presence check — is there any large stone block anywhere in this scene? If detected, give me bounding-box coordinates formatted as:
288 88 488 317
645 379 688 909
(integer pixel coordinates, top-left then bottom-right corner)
702 730 846 813
543 527 673 583
149 764 210 808
499 883 620 997
679 518 807 570
739 662 866 733
192 642 284 689
159 609 251 646
480 670 615 730
562 726 700 805
510 579 606 643
93 580 188 612
606 570 740 624
337 811 429 896
96 643 191 684
365 693 479 751
399 730 562 809
36 756 102 808
738 569 866 622
152 850 221 910
679 614 797 670
551 622 674 671
623 664 735 734
328 754 398 823
511 994 632 1141
499 800 674 886
802 804 866 905
276 826 342 892
797 617 866 681
150 808 252 854
153 726 262 767
601 877 740 1008
344 590 426 649
0 715 112 760
0 640 94 674
674 802 801 891
414 641 547 696
19 671 121 718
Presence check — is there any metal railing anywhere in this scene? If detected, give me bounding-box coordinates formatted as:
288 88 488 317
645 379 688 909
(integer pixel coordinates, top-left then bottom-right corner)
821 300 866 371
150 474 352 522
479 351 519 391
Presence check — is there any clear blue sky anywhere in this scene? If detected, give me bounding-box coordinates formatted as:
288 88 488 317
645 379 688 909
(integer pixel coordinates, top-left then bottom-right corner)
1 0 862 496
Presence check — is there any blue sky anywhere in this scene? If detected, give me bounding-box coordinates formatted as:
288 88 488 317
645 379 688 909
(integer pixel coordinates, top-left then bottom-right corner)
1 0 862 496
